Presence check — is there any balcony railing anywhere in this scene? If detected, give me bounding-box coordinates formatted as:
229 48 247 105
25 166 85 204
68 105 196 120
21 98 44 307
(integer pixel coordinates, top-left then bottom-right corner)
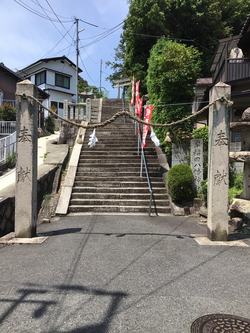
0 131 16 163
226 57 250 81
0 121 16 135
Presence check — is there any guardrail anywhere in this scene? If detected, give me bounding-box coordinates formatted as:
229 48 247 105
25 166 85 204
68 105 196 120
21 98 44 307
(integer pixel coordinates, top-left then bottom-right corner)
0 121 16 135
0 132 16 163
63 99 91 122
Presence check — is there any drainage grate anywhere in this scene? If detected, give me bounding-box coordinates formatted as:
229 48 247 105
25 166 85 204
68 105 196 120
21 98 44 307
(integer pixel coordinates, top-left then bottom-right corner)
191 314 250 332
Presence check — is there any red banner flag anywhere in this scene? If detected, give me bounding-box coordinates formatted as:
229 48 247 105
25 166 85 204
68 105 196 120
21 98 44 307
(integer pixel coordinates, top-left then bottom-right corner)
131 75 135 106
142 105 153 148
135 81 140 112
138 97 143 119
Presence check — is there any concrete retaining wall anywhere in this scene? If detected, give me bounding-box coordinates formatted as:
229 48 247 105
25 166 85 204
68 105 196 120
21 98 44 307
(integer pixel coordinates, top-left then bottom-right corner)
0 165 59 237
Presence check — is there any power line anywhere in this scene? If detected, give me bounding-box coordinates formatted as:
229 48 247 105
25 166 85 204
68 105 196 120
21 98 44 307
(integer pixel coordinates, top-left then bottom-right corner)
30 0 72 20
80 23 123 48
79 19 99 28
80 22 123 41
34 0 71 44
81 46 100 64
45 0 74 40
14 0 72 23
79 53 99 83
42 22 75 58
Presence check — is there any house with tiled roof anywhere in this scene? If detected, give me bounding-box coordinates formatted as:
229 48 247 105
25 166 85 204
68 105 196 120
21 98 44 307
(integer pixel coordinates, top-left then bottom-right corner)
197 14 250 143
17 56 81 118
0 62 23 106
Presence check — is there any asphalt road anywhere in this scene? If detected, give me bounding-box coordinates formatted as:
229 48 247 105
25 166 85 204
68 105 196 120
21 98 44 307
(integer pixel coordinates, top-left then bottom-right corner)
0 214 250 332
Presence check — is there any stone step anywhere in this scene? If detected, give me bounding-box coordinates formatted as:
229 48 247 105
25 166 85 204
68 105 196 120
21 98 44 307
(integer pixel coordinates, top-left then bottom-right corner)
80 151 157 156
74 176 163 182
72 187 167 194
68 205 171 214
77 164 160 170
71 193 168 200
78 159 158 165
76 167 161 173
73 181 165 188
75 171 161 177
70 198 169 206
78 157 158 163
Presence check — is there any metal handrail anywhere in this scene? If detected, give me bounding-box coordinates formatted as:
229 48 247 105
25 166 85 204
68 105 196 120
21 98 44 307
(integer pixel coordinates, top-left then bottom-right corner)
137 124 156 216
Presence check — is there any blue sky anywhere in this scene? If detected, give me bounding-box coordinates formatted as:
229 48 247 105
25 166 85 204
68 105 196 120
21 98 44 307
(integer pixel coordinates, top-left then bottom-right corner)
0 0 129 98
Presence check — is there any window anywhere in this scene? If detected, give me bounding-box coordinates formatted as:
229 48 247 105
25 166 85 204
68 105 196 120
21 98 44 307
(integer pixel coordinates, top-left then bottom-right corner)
59 102 63 109
55 73 70 89
51 101 58 110
35 71 46 86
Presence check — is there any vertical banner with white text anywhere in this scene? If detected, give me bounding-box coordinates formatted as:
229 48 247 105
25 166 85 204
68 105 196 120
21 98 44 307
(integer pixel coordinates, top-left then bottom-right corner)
142 105 153 148
131 75 135 106
135 81 140 115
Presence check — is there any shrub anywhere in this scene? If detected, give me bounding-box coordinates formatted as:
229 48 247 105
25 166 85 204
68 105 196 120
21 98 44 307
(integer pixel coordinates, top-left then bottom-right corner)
6 152 16 168
197 179 207 201
0 103 16 121
167 164 194 202
45 115 55 134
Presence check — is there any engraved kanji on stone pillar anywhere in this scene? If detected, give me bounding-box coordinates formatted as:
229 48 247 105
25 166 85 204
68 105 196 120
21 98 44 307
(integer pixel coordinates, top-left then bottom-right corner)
191 139 203 194
15 80 38 238
207 82 231 241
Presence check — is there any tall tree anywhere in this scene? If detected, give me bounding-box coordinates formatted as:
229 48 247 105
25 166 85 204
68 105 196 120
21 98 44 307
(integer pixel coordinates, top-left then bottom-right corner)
107 0 250 93
147 38 202 153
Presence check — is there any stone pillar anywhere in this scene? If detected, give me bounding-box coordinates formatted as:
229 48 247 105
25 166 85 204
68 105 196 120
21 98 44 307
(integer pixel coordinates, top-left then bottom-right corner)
63 100 68 119
70 105 74 119
80 106 84 120
86 98 91 122
207 82 231 241
191 139 203 194
75 106 79 120
15 80 38 238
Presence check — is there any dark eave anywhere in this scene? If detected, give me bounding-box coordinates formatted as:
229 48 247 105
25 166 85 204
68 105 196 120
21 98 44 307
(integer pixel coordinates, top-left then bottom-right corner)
240 14 250 35
0 62 23 80
17 56 82 75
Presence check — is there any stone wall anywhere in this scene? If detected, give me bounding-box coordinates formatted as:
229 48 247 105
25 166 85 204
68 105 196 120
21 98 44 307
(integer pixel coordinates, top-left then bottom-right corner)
0 165 59 237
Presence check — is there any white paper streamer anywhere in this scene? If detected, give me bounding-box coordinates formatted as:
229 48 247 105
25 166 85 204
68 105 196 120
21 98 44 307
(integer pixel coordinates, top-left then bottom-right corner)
88 129 98 147
150 128 160 146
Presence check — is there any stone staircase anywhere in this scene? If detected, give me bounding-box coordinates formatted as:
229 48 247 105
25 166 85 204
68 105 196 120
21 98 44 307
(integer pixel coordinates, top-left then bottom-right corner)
68 99 171 215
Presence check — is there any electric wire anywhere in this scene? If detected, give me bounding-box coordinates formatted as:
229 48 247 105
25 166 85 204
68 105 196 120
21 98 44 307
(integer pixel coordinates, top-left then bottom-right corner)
14 0 72 23
42 23 75 58
79 53 99 83
80 24 123 48
30 0 72 20
45 0 74 40
34 0 71 44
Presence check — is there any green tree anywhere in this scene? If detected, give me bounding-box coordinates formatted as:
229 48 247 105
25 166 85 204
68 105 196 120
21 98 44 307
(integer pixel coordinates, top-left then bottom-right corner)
0 104 16 121
78 76 88 93
107 0 250 91
147 38 202 153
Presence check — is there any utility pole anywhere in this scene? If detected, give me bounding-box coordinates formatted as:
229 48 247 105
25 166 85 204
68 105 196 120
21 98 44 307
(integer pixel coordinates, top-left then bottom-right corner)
100 59 103 95
75 18 79 104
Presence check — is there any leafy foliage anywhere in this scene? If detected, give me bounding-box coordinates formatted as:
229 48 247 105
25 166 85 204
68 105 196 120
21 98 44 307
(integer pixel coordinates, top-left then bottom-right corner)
167 164 194 202
0 104 16 121
192 126 209 149
147 38 201 152
78 76 88 93
6 152 16 169
45 115 55 134
197 179 208 201
107 0 250 90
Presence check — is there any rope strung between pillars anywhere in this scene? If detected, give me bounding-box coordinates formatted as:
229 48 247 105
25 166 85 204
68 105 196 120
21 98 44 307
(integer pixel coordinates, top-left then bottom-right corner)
16 94 233 129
